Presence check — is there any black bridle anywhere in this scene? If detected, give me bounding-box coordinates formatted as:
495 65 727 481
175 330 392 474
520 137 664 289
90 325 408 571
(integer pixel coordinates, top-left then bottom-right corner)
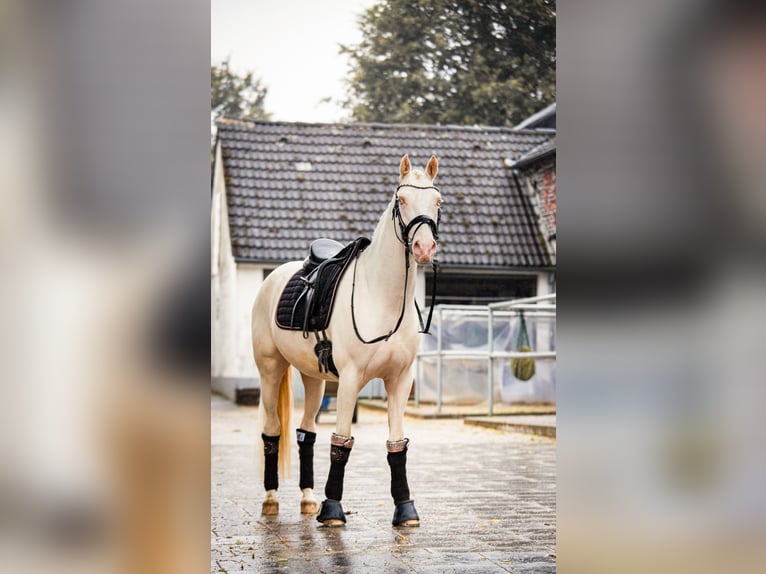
392 184 441 247
351 184 441 344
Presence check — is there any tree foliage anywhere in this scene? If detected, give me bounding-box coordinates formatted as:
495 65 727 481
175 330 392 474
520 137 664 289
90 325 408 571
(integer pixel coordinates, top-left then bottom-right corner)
342 0 555 126
211 59 271 120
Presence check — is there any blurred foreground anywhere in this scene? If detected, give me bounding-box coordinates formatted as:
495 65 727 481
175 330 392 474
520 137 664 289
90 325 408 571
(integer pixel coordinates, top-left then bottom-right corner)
0 1 209 573
559 1 766 572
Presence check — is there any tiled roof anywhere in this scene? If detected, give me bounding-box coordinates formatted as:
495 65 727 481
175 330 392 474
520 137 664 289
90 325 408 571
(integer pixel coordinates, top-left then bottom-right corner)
216 119 554 269
511 138 556 169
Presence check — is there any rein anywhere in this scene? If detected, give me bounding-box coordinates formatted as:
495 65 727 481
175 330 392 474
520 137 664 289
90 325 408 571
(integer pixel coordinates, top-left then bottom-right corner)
350 184 440 345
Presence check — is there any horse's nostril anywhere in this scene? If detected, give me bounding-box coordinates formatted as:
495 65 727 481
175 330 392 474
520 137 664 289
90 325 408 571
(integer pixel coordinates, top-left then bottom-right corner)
413 240 436 259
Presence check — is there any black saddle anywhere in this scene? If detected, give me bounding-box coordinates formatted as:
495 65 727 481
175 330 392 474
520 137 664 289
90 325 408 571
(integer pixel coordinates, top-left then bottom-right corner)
303 238 344 273
277 237 369 333
276 237 371 375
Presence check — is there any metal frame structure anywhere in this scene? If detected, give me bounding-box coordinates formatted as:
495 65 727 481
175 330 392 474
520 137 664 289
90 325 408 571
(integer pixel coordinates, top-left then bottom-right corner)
414 293 556 415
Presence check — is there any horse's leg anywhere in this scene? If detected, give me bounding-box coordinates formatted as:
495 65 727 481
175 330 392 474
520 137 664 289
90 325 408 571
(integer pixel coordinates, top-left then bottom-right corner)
297 373 325 515
316 371 360 527
384 373 420 527
257 357 289 516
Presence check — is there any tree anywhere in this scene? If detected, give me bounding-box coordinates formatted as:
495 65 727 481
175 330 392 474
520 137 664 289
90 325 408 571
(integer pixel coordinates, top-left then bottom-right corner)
341 0 555 127
211 59 271 120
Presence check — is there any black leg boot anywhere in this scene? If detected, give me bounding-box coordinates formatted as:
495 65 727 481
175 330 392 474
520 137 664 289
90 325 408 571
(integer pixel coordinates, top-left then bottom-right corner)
262 433 280 515
387 438 420 526
297 429 318 514
317 433 354 526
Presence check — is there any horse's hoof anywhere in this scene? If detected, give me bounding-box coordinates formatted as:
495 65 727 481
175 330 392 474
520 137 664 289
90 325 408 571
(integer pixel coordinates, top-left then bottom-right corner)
316 499 346 526
392 500 420 527
301 500 319 515
261 500 279 516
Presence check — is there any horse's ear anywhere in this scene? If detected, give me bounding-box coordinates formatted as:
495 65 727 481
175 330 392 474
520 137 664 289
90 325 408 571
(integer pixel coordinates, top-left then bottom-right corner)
399 155 411 179
425 155 438 180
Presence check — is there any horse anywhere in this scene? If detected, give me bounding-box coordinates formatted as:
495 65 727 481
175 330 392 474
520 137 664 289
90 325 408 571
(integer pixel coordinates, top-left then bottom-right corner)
251 154 442 527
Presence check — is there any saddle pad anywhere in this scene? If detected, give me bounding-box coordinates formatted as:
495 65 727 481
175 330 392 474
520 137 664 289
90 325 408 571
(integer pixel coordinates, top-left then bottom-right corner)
276 237 370 332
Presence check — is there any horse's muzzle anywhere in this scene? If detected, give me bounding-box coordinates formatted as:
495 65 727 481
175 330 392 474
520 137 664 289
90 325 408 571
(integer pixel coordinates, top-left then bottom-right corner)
412 238 437 264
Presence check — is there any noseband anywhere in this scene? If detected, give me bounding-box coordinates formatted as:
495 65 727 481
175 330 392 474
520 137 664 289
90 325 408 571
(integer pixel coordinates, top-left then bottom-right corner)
350 184 441 344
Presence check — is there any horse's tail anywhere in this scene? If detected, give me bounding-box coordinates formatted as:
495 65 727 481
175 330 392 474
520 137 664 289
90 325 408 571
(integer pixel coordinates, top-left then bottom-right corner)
277 367 293 478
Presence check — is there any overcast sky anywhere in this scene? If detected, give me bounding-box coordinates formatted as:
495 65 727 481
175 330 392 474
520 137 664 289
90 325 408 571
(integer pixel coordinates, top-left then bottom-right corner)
211 0 377 123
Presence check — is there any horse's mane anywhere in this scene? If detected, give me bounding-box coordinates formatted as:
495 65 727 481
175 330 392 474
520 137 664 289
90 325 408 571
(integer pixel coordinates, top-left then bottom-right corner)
370 195 396 244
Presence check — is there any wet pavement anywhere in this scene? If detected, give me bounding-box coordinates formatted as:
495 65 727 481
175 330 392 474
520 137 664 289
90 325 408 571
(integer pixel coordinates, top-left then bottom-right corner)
211 394 556 573
357 399 556 419
464 416 556 439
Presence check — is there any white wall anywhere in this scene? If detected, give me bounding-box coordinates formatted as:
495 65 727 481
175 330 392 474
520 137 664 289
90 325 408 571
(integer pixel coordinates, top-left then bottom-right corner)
211 142 267 382
211 143 238 379
536 271 554 297
213 262 268 383
212 263 266 381
234 264 267 378
211 254 237 378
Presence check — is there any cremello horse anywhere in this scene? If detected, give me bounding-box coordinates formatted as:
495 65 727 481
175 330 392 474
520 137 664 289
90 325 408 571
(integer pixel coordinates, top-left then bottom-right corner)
251 154 441 527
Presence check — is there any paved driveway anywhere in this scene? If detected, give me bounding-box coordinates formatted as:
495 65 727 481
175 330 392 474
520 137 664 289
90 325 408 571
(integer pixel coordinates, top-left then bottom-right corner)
211 394 556 573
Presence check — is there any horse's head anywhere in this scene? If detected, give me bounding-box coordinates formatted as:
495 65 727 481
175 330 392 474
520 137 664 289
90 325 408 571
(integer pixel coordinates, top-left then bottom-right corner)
396 154 442 265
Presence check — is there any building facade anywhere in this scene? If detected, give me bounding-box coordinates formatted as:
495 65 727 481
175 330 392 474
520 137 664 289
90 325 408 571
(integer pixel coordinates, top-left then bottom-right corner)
211 117 556 397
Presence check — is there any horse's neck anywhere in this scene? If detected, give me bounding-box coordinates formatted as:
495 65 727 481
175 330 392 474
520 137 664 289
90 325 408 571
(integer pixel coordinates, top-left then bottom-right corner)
358 199 415 307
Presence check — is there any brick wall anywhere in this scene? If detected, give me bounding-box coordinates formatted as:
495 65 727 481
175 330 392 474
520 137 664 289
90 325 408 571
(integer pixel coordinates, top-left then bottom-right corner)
519 158 556 242
541 166 556 234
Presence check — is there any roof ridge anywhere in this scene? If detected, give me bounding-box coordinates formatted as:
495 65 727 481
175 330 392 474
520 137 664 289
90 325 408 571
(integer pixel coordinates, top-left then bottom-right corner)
216 116 554 135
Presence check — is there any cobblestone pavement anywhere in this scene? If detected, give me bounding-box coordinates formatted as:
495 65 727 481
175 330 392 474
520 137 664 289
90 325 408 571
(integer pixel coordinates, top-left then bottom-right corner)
211 394 556 573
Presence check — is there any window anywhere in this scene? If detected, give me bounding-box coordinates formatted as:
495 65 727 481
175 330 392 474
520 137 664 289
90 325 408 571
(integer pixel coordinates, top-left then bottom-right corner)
426 272 536 306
